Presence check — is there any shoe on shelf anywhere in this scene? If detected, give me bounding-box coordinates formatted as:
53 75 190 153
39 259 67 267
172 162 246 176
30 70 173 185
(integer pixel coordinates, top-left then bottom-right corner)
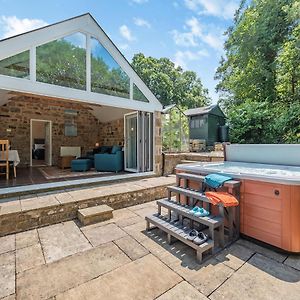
194 207 210 217
193 232 208 245
187 229 199 241
189 206 200 214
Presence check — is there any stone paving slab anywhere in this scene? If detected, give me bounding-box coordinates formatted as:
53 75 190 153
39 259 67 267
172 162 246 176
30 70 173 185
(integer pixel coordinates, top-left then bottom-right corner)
0 235 15 255
114 235 149 260
0 252 15 299
210 253 300 300
0 198 21 215
16 229 39 250
236 238 288 263
157 281 208 300
115 215 144 228
38 221 91 263
215 243 254 270
56 254 182 300
17 242 130 300
82 223 127 247
16 243 45 273
20 194 59 211
1 294 15 300
284 255 300 271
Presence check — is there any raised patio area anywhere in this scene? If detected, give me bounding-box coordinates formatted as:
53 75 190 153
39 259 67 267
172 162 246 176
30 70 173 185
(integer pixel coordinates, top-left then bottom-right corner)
1 200 299 300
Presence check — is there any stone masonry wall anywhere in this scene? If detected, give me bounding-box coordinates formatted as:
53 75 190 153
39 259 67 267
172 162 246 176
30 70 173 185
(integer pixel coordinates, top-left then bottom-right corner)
99 119 124 146
0 95 119 166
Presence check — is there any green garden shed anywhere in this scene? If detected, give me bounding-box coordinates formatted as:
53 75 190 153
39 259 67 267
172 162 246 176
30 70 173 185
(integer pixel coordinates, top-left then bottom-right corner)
185 104 227 147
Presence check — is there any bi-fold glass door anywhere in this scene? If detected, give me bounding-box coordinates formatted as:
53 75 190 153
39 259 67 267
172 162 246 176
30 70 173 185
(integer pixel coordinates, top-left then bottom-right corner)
124 111 153 172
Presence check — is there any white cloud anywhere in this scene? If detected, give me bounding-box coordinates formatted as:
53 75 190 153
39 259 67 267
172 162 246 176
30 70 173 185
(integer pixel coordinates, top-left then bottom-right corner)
171 30 197 47
174 49 209 69
119 25 135 42
184 0 238 20
0 15 48 39
171 17 224 51
133 17 151 29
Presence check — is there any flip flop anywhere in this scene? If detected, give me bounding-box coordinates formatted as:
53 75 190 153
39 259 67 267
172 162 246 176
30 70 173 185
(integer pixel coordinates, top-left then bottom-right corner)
193 232 208 245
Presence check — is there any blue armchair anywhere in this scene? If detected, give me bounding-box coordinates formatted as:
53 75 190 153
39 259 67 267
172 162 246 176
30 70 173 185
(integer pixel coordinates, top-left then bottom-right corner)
94 147 124 172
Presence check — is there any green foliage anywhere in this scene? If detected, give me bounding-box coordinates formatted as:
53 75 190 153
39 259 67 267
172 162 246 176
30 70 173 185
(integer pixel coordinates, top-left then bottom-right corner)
162 106 189 152
131 53 211 108
216 0 300 143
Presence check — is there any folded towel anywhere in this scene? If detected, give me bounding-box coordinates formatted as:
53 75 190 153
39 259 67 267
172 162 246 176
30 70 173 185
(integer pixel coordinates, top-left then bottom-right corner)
204 173 232 189
205 191 239 207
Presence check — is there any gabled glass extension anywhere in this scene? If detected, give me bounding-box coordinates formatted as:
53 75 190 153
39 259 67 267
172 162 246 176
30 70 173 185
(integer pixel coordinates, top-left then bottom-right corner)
0 32 151 103
133 83 149 102
36 33 86 90
0 51 30 79
91 37 130 98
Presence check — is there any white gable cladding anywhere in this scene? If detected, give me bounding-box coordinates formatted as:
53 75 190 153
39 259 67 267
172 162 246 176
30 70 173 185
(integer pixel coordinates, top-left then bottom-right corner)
0 14 162 112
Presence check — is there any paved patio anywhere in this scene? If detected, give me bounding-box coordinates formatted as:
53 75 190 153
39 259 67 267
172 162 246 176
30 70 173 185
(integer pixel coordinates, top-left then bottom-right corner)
1 200 300 300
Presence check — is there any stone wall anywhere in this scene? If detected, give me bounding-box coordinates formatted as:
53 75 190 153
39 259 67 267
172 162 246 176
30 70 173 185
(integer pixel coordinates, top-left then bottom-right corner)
163 152 224 175
99 119 124 146
0 95 125 166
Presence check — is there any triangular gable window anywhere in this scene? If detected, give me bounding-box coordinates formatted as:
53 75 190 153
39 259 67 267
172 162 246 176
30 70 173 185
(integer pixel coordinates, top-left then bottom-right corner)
91 37 130 98
36 32 86 90
133 83 149 102
0 50 30 79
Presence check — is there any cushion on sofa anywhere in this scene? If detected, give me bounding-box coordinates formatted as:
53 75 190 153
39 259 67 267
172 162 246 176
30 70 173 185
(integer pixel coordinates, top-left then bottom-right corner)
111 145 122 154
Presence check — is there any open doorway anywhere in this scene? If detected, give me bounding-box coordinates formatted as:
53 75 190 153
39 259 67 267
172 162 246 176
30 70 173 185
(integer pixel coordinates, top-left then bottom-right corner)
30 119 52 166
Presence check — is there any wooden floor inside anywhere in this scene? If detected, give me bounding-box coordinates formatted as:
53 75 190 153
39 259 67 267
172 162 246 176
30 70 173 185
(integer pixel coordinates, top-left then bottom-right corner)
0 166 126 189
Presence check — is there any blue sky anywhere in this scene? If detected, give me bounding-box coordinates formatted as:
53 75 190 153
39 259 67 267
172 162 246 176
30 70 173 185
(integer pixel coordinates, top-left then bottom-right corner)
0 0 239 103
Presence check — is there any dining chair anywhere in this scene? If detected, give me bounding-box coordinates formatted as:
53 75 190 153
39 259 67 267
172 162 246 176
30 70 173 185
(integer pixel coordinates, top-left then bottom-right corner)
0 140 9 180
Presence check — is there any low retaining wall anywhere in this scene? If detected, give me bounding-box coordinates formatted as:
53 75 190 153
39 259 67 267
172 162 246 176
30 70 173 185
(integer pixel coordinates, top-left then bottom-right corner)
163 152 224 175
0 176 175 236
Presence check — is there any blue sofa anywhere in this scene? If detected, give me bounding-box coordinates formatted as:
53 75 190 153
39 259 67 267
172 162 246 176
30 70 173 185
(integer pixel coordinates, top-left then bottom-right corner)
94 146 124 172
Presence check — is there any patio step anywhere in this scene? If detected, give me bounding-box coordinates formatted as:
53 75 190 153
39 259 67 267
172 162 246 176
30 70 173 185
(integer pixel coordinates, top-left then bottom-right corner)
78 205 113 226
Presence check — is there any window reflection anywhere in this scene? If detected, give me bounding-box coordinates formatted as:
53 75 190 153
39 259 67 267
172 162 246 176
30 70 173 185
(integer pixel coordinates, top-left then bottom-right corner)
91 37 130 98
36 32 86 90
0 51 30 79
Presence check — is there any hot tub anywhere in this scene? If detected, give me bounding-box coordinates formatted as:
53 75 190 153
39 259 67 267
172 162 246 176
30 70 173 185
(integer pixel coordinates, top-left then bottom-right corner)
176 144 300 252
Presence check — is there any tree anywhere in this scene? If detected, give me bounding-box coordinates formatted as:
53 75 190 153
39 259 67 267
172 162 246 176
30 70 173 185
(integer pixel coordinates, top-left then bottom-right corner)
215 0 300 143
132 53 211 108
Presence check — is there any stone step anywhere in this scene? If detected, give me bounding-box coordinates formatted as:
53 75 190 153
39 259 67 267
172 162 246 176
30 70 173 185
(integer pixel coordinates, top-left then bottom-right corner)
78 205 113 226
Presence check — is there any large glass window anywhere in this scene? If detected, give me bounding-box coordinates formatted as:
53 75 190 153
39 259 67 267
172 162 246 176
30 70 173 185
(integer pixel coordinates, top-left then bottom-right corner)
0 51 30 79
91 37 130 98
36 33 86 90
133 83 149 102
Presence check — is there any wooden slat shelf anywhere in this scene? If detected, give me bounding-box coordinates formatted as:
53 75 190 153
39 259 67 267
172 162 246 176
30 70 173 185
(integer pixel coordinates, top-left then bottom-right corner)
157 199 223 228
146 214 214 262
177 172 240 189
168 186 213 204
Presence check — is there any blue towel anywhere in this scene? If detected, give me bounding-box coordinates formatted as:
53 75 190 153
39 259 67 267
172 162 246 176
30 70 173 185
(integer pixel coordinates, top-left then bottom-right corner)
204 173 232 189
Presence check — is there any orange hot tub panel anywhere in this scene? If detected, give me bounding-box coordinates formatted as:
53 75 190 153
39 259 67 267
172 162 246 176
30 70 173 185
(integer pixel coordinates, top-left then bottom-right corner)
176 165 300 253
